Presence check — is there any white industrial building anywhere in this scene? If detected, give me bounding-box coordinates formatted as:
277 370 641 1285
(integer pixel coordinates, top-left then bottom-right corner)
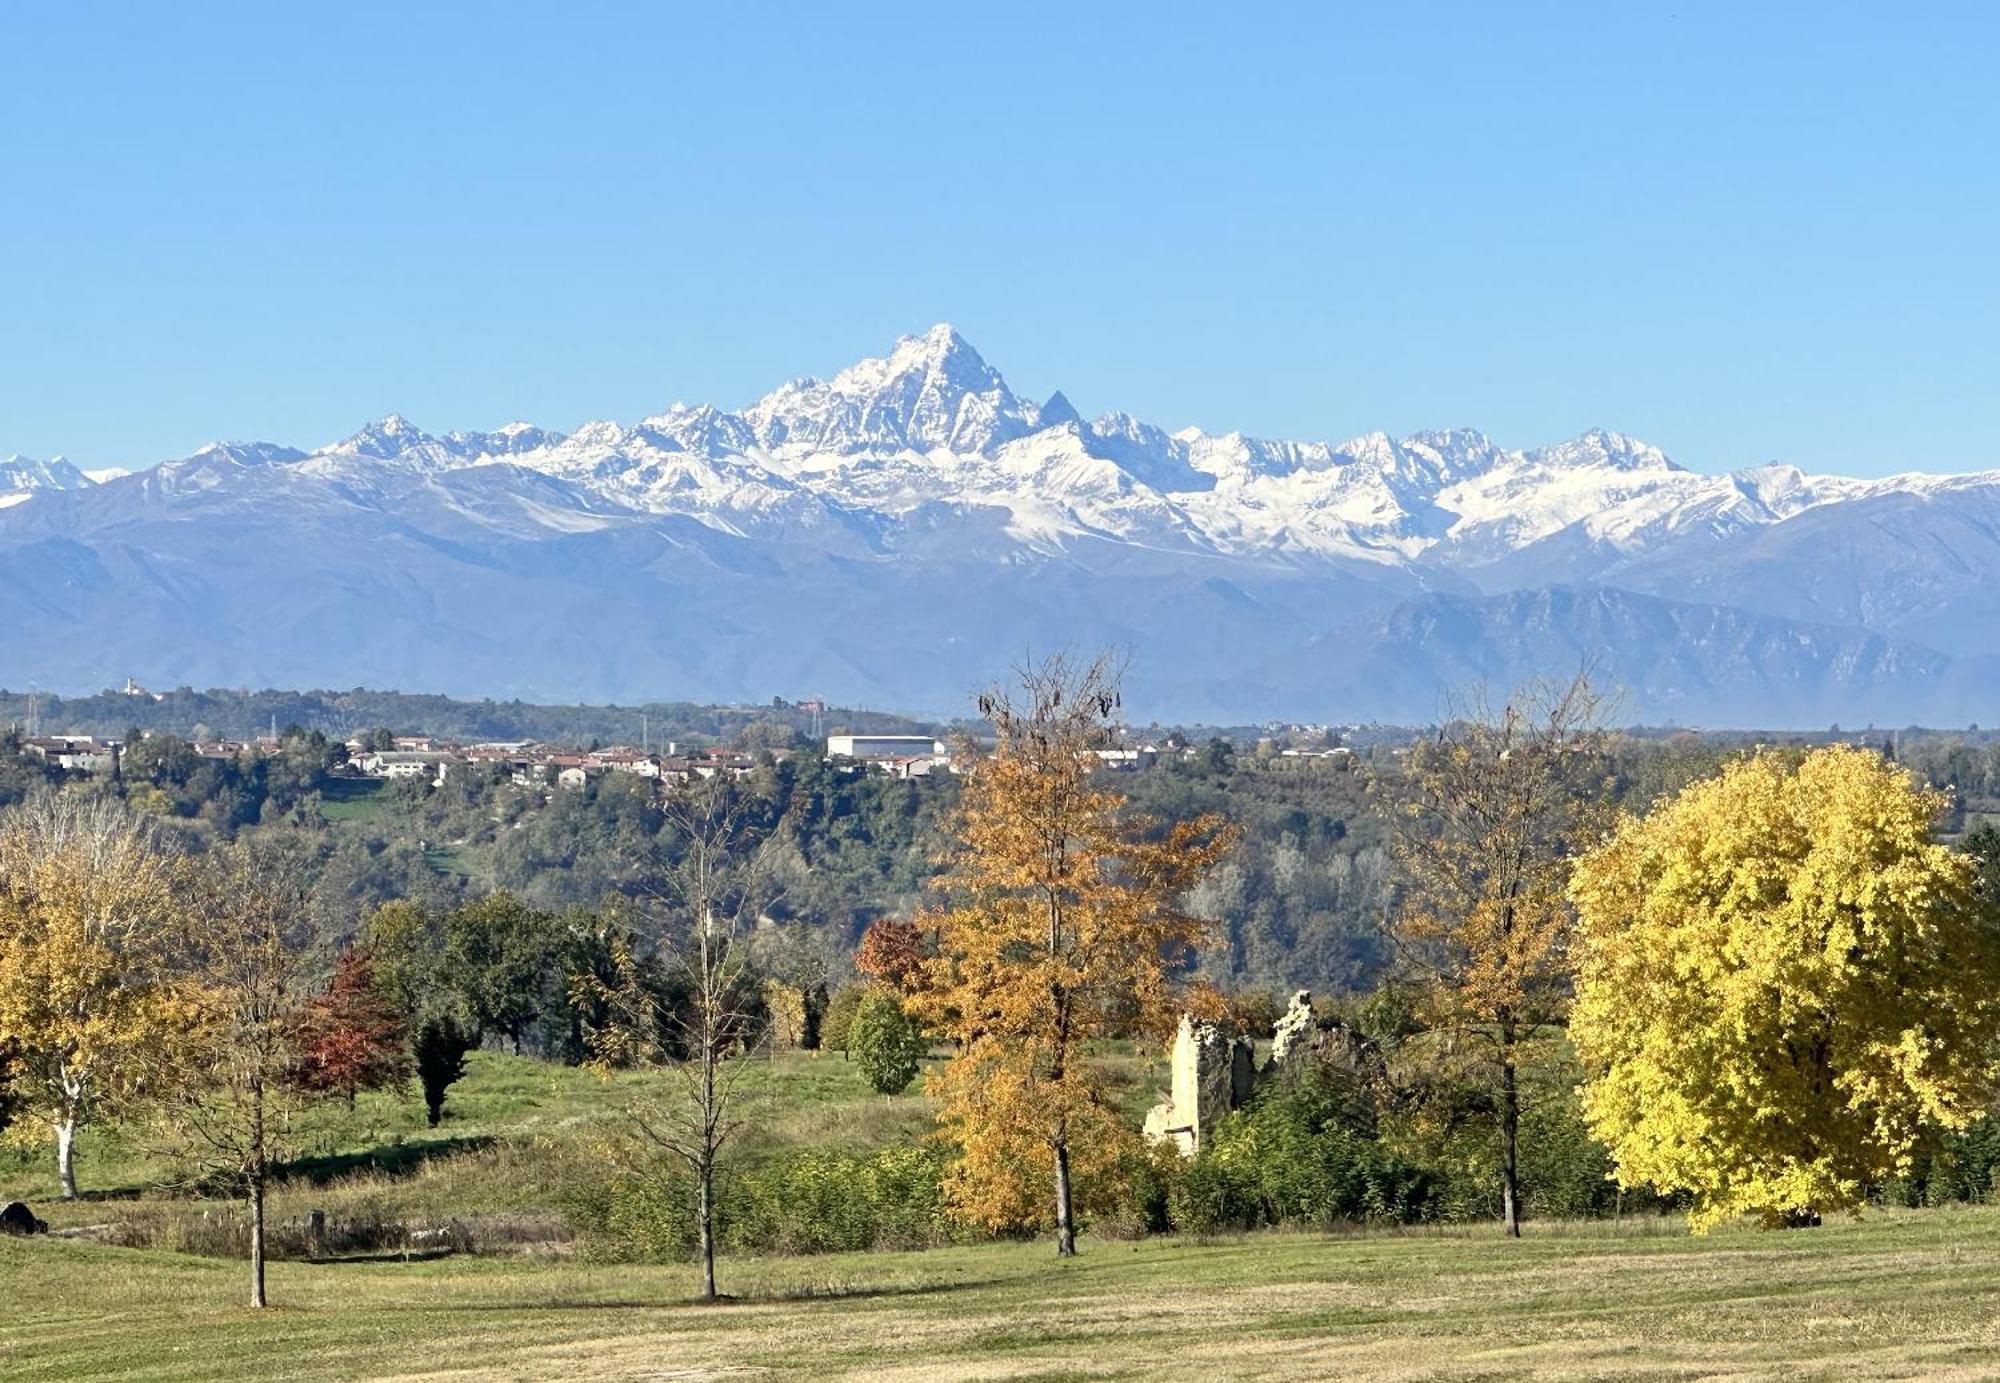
825 734 947 760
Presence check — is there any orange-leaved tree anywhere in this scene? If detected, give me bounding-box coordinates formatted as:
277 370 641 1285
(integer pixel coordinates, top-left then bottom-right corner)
911 653 1234 1256
854 917 925 992
292 947 412 1106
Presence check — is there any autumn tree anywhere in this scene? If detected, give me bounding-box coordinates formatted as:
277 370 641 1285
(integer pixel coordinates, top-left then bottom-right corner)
161 842 321 1309
1386 673 1609 1237
854 917 925 992
819 983 866 1056
578 778 770 1300
913 653 1233 1256
1569 746 2000 1231
0 792 189 1199
292 947 412 1105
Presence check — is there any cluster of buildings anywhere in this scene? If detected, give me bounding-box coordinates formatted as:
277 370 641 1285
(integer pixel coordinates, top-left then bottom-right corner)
823 734 953 778
348 737 764 791
15 734 121 774
822 733 1276 776
16 722 1343 792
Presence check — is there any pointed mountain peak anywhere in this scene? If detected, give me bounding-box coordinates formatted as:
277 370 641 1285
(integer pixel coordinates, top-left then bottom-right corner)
331 414 435 459
1039 390 1082 429
1531 428 1678 473
749 324 1033 454
831 322 1000 395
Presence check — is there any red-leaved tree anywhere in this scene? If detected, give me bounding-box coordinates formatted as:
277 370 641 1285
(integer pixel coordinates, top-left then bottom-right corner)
292 948 412 1104
854 917 925 992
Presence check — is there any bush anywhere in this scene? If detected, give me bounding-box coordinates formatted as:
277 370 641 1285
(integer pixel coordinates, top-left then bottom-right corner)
573 1144 959 1261
568 1162 699 1262
849 990 927 1095
1171 1078 1442 1233
1884 1116 2000 1208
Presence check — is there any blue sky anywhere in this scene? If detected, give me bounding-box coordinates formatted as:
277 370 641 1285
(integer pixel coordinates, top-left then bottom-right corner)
2 3 1995 476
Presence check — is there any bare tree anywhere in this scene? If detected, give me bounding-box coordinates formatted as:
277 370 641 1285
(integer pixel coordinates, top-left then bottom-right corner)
1385 670 1612 1238
158 842 319 1308
578 777 769 1301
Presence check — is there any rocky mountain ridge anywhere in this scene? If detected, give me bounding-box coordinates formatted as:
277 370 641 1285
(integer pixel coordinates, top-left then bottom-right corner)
4 325 1994 725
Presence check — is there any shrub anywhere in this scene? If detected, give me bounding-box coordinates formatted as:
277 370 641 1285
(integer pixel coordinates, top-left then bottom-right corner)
1171 1078 1442 1233
849 991 927 1095
572 1143 960 1261
101 1199 479 1259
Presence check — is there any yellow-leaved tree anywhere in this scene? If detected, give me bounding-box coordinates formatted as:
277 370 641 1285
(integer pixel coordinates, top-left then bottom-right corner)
911 654 1233 1256
0 792 189 1200
1570 746 2000 1231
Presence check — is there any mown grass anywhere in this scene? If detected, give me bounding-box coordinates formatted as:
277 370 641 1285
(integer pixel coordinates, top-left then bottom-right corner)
6 1050 2000 1377
7 1206 2000 1379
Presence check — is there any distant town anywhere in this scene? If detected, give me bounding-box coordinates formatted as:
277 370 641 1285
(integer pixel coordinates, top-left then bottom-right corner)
9 725 1358 794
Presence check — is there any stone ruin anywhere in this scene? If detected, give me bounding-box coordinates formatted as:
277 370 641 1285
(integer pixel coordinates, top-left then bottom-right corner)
1144 989 1381 1155
1142 1013 1254 1155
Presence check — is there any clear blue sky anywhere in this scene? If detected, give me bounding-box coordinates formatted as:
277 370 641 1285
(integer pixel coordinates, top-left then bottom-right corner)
2 2 1995 477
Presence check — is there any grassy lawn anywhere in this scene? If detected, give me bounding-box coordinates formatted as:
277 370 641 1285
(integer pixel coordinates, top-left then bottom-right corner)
317 777 395 823
423 842 491 885
12 1049 1997 1379
0 1048 954 1235
8 1207 2000 1380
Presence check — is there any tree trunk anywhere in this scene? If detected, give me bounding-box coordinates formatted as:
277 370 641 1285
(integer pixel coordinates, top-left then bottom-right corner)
55 1118 78 1201
249 1084 268 1309
698 1162 717 1300
1499 1044 1521 1239
249 1169 267 1309
1053 1138 1077 1257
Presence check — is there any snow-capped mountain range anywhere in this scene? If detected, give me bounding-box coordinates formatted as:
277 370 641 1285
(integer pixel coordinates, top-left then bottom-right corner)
4 324 1996 725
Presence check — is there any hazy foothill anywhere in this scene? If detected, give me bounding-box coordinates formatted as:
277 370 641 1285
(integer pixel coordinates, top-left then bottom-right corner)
6 657 2000 1377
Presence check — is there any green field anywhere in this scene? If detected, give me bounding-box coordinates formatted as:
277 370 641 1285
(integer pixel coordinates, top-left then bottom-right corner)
7 1052 2000 1380
9 1207 2000 1380
316 777 395 823
0 1049 951 1237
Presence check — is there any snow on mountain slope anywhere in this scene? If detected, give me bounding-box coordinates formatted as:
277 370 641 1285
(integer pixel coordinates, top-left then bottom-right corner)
7 324 2000 723
0 453 94 508
80 324 1971 578
743 323 1041 455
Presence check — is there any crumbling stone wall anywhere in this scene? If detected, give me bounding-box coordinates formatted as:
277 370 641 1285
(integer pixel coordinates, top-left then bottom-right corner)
1142 1014 1253 1155
1146 989 1375 1156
